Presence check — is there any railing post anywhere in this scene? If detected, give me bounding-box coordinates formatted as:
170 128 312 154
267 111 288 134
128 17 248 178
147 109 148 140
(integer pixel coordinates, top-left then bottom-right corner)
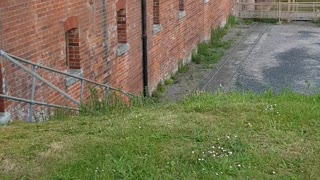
104 86 110 104
0 63 11 125
80 79 84 104
28 65 37 122
278 1 281 22
0 64 6 113
313 2 316 21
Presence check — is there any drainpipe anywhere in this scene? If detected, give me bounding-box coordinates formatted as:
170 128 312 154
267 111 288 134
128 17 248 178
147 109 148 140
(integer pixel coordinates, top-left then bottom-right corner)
141 0 149 97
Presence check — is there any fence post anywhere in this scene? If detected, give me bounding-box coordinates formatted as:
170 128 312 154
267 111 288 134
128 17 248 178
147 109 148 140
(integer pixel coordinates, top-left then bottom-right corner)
314 2 316 21
0 64 6 113
278 1 281 22
0 63 10 125
28 65 37 122
80 79 84 104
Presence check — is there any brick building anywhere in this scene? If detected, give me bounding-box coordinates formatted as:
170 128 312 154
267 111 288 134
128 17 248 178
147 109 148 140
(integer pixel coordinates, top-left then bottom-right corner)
0 0 234 121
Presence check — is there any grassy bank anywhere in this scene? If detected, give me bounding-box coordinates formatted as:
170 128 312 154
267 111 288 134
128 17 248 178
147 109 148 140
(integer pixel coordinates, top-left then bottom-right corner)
1 91 320 179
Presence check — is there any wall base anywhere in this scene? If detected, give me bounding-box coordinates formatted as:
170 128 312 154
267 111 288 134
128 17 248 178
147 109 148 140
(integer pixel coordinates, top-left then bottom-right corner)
0 112 11 125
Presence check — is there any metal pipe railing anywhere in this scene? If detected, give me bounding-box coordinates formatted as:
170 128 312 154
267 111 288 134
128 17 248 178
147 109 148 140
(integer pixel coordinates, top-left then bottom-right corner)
236 1 320 20
28 65 38 122
0 94 79 111
6 52 136 97
0 50 80 106
0 50 140 122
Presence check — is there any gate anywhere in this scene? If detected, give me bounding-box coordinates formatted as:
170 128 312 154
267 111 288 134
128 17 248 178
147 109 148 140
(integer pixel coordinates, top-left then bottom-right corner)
236 1 320 21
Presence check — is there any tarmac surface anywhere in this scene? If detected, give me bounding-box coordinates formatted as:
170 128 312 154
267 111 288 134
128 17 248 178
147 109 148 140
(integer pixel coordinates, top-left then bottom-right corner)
162 22 320 102
203 22 320 94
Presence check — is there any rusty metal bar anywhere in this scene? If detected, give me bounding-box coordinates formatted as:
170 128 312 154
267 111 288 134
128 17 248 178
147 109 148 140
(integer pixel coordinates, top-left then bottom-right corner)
28 65 37 122
0 50 80 106
0 94 79 111
6 53 136 98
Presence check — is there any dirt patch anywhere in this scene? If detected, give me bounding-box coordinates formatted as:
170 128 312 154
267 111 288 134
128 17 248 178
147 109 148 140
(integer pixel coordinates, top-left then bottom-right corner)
39 141 64 158
0 158 17 173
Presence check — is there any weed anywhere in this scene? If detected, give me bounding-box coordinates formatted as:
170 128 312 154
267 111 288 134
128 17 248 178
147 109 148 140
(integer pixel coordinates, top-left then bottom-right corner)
191 16 238 68
164 79 174 86
192 52 202 64
245 18 279 24
313 19 320 26
198 43 210 56
171 74 177 81
236 30 242 36
79 87 146 116
178 61 189 73
227 15 239 27
152 84 166 99
244 19 253 25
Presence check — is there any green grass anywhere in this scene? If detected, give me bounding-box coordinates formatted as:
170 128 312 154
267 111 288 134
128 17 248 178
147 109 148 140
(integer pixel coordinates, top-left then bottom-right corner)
1 91 320 179
313 19 320 26
192 16 238 68
177 61 189 73
152 84 166 99
248 18 279 24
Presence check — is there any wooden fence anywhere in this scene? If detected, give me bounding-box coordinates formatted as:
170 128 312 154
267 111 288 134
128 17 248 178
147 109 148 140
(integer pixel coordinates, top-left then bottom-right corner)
236 1 320 21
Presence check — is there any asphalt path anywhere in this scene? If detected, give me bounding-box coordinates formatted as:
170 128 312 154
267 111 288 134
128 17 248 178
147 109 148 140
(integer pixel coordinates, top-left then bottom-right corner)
203 22 320 94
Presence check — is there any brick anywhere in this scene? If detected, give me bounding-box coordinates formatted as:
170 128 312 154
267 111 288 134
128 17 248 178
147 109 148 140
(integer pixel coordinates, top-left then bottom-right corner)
0 0 234 120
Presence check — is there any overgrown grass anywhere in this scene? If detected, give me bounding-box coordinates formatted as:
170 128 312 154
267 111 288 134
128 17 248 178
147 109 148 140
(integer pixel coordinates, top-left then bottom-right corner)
152 84 167 99
313 19 320 26
151 61 188 100
243 18 281 25
192 16 238 68
1 91 320 179
177 61 189 73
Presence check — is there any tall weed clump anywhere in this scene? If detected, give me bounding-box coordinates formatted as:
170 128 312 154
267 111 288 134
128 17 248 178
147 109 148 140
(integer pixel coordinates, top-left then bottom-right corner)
192 16 238 68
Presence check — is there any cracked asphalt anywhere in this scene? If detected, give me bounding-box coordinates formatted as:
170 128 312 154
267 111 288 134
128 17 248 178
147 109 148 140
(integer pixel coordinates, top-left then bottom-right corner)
162 22 320 102
206 22 320 94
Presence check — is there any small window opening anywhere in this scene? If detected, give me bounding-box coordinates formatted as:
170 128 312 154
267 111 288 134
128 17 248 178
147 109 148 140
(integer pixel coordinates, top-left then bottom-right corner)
66 28 80 69
117 9 127 44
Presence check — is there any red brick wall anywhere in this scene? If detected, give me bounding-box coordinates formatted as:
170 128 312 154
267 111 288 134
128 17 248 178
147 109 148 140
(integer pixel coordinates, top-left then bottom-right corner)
0 0 234 120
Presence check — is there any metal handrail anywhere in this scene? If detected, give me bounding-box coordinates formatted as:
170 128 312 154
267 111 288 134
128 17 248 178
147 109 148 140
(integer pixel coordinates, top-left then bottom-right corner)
0 94 79 111
0 50 138 122
236 1 320 20
0 51 80 106
6 52 136 97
